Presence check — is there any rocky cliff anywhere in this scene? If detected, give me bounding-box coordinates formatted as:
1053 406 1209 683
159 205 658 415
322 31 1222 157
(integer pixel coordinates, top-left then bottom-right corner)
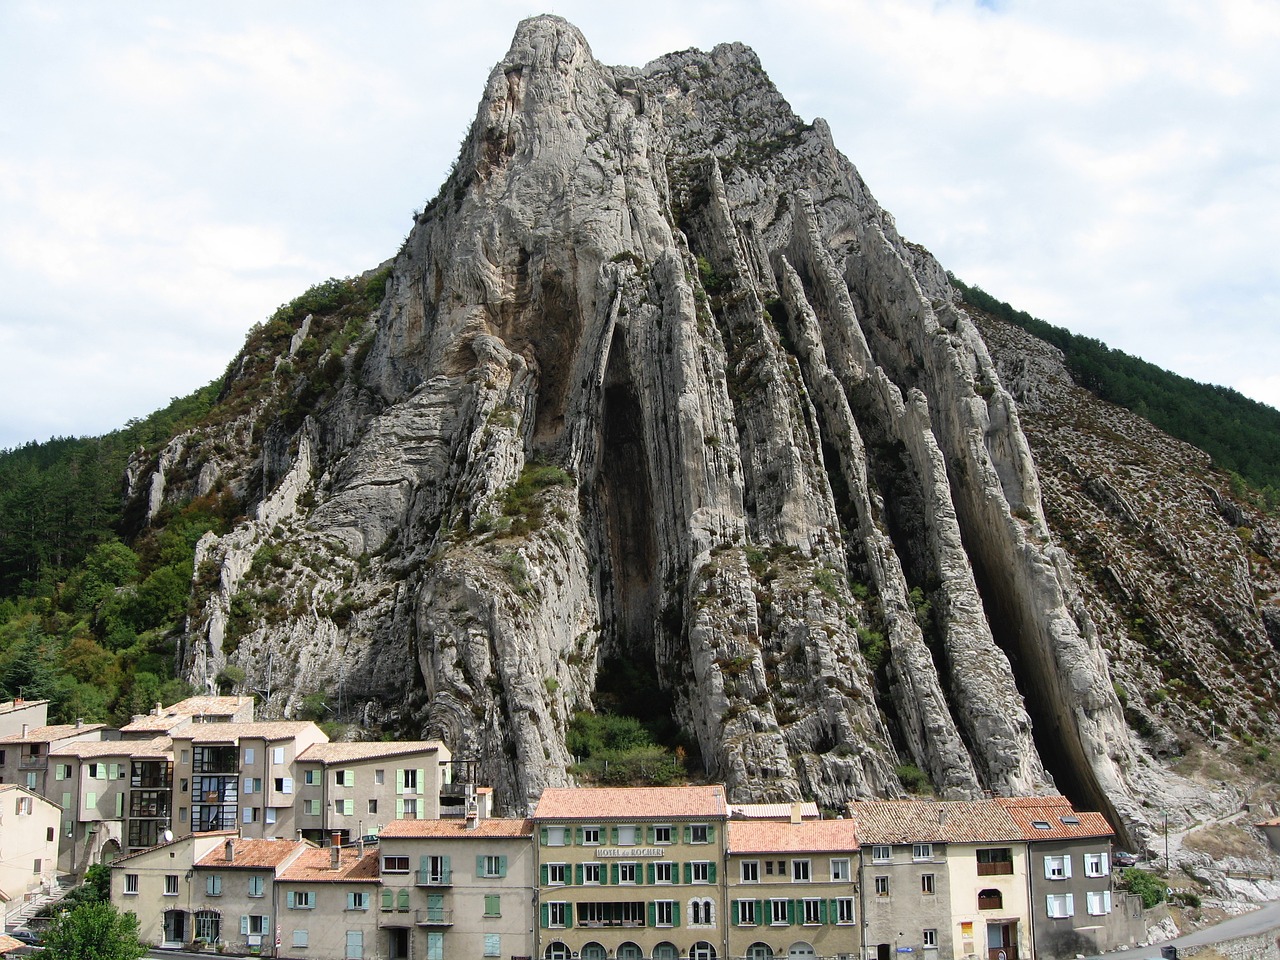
125 16 1280 844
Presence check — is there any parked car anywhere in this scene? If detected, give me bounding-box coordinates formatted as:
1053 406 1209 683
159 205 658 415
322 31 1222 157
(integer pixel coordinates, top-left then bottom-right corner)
1114 850 1140 866
7 928 43 947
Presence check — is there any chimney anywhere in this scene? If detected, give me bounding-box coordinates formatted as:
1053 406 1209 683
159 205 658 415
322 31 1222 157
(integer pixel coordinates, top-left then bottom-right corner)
21 723 29 738
331 845 341 869
155 701 163 716
75 718 83 729
224 839 235 862
790 802 803 825
357 836 365 857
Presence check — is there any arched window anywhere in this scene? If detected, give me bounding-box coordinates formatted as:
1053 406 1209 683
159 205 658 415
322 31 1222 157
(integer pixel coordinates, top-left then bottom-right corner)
653 943 679 960
691 942 718 960
978 888 1004 910
617 944 643 960
747 944 775 960
544 942 572 960
580 944 607 960
194 911 220 944
690 897 716 925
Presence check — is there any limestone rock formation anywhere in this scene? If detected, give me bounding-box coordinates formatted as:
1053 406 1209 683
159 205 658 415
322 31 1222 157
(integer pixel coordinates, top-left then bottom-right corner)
121 17 1280 844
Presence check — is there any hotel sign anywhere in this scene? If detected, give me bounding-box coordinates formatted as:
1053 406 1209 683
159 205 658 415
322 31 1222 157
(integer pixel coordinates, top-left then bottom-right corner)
596 847 663 858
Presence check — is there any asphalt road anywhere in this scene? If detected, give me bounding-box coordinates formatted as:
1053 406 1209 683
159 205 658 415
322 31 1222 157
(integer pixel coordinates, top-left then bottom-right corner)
1089 898 1280 959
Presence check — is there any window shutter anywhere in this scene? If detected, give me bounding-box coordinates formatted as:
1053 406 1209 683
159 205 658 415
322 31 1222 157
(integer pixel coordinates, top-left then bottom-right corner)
565 902 573 928
345 799 354 816
599 863 608 886
398 890 410 911
347 892 355 910
115 793 124 817
1104 891 1112 913
287 892 296 908
395 769 404 794
732 900 740 925
647 825 655 843
574 863 583 885
396 798 404 817
611 826 619 844
647 863 655 884
1065 893 1075 916
240 916 249 935
478 855 487 876
1046 895 1055 917
1063 856 1073 878
540 903 548 929
498 855 507 878
381 890 393 911
283 778 293 793
1101 852 1110 873
540 827 548 846
1044 858 1053 880
540 864 548 885
707 824 715 843
611 863 619 885
708 862 717 883
86 791 96 809
441 856 451 881
648 901 656 928
756 900 764 926
819 899 828 925
575 827 583 844
684 862 692 884
787 899 795 925
684 824 692 843
413 768 423 794
346 769 355 787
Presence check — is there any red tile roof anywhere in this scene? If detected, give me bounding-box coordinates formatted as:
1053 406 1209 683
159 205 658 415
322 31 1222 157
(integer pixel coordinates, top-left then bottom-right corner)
196 837 312 869
51 737 172 758
995 797 1115 840
172 721 326 743
277 846 381 883
728 818 860 853
533 786 728 820
378 818 532 839
729 802 821 820
848 799 1024 844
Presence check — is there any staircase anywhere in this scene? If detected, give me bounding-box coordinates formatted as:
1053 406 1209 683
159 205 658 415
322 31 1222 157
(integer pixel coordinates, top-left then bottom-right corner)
4 876 75 931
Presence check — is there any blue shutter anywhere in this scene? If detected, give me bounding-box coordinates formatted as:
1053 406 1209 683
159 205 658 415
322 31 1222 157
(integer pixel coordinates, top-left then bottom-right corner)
498 855 507 878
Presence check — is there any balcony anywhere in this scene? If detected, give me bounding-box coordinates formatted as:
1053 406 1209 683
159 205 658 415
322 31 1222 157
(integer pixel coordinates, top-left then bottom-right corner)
977 861 1014 876
415 869 452 887
19 756 47 770
414 908 453 927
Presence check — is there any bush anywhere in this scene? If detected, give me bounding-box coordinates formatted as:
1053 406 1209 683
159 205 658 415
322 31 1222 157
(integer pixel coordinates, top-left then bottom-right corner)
895 762 932 795
1122 867 1167 908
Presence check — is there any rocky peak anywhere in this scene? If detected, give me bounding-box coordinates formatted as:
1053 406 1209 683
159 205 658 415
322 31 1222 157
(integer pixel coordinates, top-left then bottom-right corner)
125 19 1280 851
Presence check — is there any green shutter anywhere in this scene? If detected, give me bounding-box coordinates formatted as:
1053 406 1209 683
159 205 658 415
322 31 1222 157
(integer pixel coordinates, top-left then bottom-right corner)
540 827 548 846
287 892 295 908
647 825 655 843
756 900 763 925
395 769 404 794
398 889 410 911
565 902 573 928
441 856 450 882
610 863 619 885
498 855 507 878
708 862 716 883
575 864 583 885
381 890 393 911
240 917 249 935
684 824 692 843
673 901 680 927
540 864 548 885
540 903 548 929
786 899 795 925
683 862 692 884
648 901 656 928
707 824 716 842
478 855 487 876
819 899 828 925
575 827 583 844
416 768 425 794
732 900 740 925
611 827 619 843
647 863 655 884
346 892 355 910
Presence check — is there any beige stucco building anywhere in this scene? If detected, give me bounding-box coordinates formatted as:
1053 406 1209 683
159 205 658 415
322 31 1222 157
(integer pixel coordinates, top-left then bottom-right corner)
0 784 60 926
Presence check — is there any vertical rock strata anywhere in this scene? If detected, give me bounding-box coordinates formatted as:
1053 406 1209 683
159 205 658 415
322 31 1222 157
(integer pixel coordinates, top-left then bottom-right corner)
173 16 1147 832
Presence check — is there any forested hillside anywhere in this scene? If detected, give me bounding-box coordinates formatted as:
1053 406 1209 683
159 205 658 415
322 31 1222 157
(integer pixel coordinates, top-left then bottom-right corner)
951 275 1280 506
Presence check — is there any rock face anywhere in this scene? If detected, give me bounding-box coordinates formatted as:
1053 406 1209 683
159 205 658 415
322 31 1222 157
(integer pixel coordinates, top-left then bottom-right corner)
124 16 1280 842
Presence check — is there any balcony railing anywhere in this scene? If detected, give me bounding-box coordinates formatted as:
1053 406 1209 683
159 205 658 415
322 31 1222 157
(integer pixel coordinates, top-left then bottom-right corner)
413 908 453 926
19 756 47 770
977 861 1014 876
415 869 452 887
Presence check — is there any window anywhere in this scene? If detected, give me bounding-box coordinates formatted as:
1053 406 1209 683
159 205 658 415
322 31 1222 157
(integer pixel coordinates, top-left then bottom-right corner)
402 769 419 792
831 858 851 881
582 863 602 884
124 874 139 895
802 899 822 925
1084 852 1109 877
1086 890 1112 916
617 825 638 845
654 900 675 927
346 930 364 960
792 859 811 881
368 799 377 814
272 747 285 764
619 862 638 884
303 769 318 785
249 876 264 898
689 898 714 926
484 894 501 917
206 875 223 896
547 863 567 886
293 931 308 948
978 889 1004 910
47 827 54 842
336 769 354 787
55 763 72 780
1044 855 1072 880
288 891 316 909
382 856 409 873
164 875 179 896
194 910 220 943
400 798 417 818
977 848 1013 876
921 873 936 895
242 806 259 823
346 892 368 911
484 934 500 957
274 777 293 794
875 875 890 897
741 860 760 882
835 897 855 924
480 855 506 878
654 825 673 844
544 826 567 846
690 861 710 883
243 748 255 765
689 823 709 844
654 861 674 884
872 845 892 862
923 929 938 949
16 796 32 815
1047 893 1075 918
913 843 933 861
547 902 568 928
303 799 318 816
735 899 758 925
242 915 269 936
582 826 600 845
374 769 385 785
770 899 790 925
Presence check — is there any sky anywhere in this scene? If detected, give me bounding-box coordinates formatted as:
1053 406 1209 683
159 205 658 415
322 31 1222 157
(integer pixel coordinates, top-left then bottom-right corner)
2 0 1277 451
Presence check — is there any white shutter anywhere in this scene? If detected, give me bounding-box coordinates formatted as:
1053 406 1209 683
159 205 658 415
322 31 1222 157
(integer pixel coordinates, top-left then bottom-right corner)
241 916 250 935
283 777 293 794
1063 856 1072 878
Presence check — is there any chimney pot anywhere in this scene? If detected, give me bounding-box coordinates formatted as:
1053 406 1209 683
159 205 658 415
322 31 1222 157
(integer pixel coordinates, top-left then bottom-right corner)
224 839 235 862
155 701 163 715
331 845 341 869
21 723 29 738
76 717 83 728
790 802 802 824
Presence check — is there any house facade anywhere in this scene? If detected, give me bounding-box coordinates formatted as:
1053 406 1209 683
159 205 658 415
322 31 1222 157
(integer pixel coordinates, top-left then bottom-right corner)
273 844 382 959
725 817 861 960
377 817 535 960
0 783 60 923
531 785 730 960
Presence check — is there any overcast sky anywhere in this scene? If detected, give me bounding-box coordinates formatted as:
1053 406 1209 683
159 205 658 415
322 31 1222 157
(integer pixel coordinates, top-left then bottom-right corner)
2 0 1277 451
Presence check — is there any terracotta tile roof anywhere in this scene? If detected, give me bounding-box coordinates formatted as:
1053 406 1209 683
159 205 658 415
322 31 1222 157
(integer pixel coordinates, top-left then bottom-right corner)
1257 816 1280 828
296 741 446 763
0 934 27 953
110 830 238 864
728 819 860 853
0 723 108 743
847 799 1024 844
52 737 172 758
379 818 533 839
533 786 728 820
196 837 313 869
729 802 821 820
995 797 1115 840
119 714 194 733
172 721 326 743
277 846 381 883
121 696 252 732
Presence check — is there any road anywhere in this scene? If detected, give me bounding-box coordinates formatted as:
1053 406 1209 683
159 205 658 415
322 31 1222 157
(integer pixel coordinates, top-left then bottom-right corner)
1090 898 1280 959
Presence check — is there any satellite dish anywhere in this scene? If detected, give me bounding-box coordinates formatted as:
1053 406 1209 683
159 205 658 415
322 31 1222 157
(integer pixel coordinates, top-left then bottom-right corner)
162 829 174 843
